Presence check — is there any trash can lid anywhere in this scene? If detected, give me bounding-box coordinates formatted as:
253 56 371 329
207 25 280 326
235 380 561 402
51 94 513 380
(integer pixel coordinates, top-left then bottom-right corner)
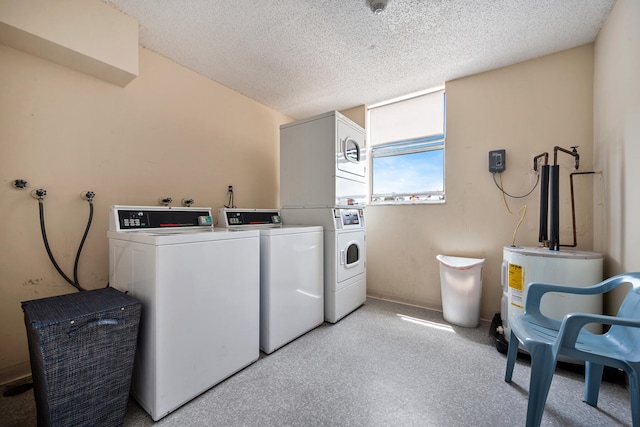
436 255 485 270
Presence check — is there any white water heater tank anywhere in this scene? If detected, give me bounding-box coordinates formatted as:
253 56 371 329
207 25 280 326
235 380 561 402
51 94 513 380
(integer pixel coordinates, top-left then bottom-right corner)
501 246 603 338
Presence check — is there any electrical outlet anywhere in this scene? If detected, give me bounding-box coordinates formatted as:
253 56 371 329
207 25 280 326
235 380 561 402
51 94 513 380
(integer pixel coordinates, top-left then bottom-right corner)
489 149 506 173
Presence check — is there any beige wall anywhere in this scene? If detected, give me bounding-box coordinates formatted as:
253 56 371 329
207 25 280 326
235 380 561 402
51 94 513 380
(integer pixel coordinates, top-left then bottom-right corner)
0 44 289 382
339 105 366 129
593 0 640 314
0 0 138 86
366 45 596 321
2 0 632 386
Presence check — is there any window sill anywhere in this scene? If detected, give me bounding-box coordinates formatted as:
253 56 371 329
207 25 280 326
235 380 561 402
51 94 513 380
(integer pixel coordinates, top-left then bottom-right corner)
369 199 446 206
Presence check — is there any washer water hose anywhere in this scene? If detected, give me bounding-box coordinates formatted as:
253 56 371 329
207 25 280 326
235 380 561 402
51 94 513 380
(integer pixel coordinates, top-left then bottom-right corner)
4 191 94 397
35 190 95 292
74 191 95 287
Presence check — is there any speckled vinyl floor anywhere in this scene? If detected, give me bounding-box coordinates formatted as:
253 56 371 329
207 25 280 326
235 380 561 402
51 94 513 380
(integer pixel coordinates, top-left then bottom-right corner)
1 297 633 426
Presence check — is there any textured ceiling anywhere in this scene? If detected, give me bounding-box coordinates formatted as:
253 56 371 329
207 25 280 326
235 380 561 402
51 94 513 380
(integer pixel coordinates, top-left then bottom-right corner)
102 0 615 119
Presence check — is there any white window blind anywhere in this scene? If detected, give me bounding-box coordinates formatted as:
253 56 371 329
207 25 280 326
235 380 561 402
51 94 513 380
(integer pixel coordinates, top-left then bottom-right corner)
369 89 445 146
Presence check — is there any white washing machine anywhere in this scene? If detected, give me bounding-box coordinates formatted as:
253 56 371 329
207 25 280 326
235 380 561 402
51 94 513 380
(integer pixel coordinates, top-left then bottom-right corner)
280 110 367 208
107 206 260 421
280 207 366 323
218 208 324 354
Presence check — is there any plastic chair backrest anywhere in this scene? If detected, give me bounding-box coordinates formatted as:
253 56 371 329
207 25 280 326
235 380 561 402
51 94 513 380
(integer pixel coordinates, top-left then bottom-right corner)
610 282 640 358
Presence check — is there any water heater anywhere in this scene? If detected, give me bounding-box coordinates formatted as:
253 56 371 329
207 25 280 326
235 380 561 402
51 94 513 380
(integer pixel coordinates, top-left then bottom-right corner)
501 246 603 338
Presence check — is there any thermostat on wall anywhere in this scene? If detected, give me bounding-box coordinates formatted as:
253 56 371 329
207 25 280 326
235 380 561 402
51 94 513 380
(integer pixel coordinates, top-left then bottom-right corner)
489 149 506 173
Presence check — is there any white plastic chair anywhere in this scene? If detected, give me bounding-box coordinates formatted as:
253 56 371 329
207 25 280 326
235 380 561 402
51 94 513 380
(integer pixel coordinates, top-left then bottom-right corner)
504 273 640 427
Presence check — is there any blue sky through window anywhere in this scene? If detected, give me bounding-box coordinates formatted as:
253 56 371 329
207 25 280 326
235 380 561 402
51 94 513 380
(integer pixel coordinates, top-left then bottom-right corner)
373 149 444 195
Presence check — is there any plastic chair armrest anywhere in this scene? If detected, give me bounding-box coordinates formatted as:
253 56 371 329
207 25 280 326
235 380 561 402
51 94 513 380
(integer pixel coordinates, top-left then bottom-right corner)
558 313 640 349
521 274 640 334
526 282 605 306
523 282 605 321
524 278 625 316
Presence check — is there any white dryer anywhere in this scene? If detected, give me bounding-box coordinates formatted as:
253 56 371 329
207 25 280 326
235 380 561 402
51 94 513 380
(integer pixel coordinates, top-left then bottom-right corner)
107 206 260 421
280 111 367 208
280 207 366 323
218 208 324 354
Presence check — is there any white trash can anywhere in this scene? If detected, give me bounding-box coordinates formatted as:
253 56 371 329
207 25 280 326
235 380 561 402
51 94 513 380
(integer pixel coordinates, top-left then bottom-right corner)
436 255 485 327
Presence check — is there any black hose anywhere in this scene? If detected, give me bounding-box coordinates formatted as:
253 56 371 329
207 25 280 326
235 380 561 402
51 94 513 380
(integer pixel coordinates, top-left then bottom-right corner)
73 201 93 287
549 165 561 251
38 200 85 292
492 172 540 198
538 165 549 243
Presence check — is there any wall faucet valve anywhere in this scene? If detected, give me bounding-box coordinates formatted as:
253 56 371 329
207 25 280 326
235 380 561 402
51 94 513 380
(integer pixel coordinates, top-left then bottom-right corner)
31 188 47 200
81 191 95 201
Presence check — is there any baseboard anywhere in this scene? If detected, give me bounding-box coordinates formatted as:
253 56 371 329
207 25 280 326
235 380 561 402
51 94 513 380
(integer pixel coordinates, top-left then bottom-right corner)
366 293 493 323
0 361 31 386
366 293 443 313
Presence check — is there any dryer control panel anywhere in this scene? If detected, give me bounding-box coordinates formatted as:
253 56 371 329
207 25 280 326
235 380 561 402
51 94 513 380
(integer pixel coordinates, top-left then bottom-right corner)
334 208 365 229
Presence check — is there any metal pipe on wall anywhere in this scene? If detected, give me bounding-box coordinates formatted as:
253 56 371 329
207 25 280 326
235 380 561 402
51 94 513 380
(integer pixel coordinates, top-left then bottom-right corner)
560 171 596 248
548 146 580 251
553 145 580 169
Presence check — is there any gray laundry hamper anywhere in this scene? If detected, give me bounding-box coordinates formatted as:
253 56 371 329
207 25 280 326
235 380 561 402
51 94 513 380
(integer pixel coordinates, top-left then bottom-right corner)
22 287 141 427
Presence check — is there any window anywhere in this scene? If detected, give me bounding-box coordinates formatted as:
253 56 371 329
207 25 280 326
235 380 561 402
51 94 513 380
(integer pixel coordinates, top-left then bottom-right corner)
368 88 446 204
371 136 444 202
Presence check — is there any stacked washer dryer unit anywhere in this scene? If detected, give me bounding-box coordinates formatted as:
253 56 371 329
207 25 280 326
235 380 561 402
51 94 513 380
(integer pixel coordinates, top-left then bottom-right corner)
107 205 260 421
218 208 324 354
280 111 367 323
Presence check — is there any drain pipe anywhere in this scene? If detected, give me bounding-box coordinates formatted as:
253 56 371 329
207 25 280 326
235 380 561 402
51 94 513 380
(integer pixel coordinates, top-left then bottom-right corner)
560 171 596 248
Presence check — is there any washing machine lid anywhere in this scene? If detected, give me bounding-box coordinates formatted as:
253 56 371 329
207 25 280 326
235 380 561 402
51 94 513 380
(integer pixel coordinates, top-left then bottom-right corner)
107 227 259 245
259 225 323 236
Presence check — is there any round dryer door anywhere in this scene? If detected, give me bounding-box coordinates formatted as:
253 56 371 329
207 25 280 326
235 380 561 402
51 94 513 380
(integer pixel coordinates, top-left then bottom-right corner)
337 231 366 283
344 138 360 163
337 119 366 178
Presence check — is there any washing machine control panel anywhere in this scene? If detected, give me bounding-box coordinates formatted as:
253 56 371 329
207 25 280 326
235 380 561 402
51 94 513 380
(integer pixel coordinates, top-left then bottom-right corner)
110 206 213 231
218 208 282 229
